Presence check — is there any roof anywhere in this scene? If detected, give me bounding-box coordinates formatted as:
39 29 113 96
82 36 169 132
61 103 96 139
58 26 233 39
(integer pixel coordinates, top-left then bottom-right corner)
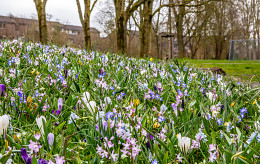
0 16 16 24
14 17 38 25
60 24 99 33
0 15 100 33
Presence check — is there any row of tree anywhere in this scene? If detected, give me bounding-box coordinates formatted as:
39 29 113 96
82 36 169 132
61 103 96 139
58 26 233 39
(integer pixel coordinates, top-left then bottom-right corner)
34 0 260 59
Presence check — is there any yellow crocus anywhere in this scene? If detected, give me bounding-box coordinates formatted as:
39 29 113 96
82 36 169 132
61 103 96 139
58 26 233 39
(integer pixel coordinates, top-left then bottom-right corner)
133 99 139 107
14 134 17 141
153 122 160 128
78 60 82 65
31 69 35 75
5 140 8 149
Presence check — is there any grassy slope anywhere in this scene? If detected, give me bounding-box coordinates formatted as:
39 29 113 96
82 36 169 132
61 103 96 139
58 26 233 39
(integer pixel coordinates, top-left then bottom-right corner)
182 59 260 83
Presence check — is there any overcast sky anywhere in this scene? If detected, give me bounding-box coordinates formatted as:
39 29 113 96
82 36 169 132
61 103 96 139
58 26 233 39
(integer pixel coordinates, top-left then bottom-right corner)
0 0 103 27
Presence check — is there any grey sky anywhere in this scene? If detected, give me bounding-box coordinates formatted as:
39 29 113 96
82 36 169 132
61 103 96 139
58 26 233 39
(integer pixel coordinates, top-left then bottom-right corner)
0 0 103 27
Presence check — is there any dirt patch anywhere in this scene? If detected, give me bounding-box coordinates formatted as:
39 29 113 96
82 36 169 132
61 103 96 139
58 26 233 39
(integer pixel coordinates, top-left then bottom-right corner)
200 67 226 75
200 67 260 88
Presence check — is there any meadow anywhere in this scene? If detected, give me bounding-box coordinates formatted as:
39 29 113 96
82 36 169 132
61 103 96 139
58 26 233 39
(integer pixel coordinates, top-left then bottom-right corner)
184 59 260 83
0 40 260 164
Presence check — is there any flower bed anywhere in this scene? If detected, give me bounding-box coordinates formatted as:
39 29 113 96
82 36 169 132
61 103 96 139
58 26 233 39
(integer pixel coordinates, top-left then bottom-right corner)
0 40 259 163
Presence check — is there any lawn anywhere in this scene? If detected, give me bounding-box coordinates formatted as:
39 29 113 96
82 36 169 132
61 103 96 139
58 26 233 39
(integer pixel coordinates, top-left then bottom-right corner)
183 59 260 83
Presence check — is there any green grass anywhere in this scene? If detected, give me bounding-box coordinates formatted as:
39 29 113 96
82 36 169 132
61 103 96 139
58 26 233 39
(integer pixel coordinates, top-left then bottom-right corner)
183 59 260 83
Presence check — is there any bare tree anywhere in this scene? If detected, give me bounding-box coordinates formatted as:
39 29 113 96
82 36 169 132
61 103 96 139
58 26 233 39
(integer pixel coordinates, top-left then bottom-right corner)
76 0 98 49
95 0 116 36
33 0 48 44
138 0 153 57
113 0 145 54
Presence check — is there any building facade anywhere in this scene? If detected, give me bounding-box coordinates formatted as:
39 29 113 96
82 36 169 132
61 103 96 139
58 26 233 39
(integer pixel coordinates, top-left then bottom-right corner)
0 15 100 48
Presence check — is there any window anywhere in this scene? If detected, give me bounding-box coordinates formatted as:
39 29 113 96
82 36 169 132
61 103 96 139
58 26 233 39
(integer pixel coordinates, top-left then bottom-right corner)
0 23 5 29
72 30 79 35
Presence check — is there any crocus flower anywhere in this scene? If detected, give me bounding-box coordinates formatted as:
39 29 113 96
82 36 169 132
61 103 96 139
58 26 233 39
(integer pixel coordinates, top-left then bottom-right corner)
36 116 46 134
48 133 54 146
64 69 68 78
21 147 28 162
0 115 9 136
177 134 191 153
58 98 63 112
104 96 112 106
0 84 5 96
38 158 48 164
82 92 90 102
171 103 178 116
160 104 167 113
86 101 96 114
21 147 32 164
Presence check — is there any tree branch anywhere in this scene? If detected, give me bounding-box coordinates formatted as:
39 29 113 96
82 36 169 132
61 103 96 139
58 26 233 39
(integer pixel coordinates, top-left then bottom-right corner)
126 0 146 21
152 4 168 17
76 0 84 25
43 0 47 7
131 15 140 29
90 0 98 13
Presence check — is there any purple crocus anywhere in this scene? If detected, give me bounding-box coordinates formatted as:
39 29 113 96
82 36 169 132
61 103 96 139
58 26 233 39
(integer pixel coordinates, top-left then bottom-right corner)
58 98 63 111
149 133 154 140
64 69 68 79
55 98 63 116
47 133 54 146
171 103 178 116
38 158 48 164
21 147 32 164
181 99 184 108
0 84 5 96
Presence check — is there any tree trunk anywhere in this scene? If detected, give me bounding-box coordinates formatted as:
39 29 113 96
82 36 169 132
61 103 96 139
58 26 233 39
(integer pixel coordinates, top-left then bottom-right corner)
76 0 93 49
83 14 91 49
83 0 91 49
41 5 48 44
114 0 145 54
139 0 153 58
83 25 91 49
36 9 42 43
168 0 173 60
176 24 185 58
116 15 127 54
34 0 48 44
173 5 185 58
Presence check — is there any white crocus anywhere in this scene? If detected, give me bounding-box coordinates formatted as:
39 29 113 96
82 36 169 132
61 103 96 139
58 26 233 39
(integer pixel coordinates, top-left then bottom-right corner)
36 116 46 134
86 101 96 114
255 121 260 131
140 69 147 75
160 104 167 113
104 97 112 106
0 115 9 136
177 134 191 153
83 92 90 102
206 92 215 103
